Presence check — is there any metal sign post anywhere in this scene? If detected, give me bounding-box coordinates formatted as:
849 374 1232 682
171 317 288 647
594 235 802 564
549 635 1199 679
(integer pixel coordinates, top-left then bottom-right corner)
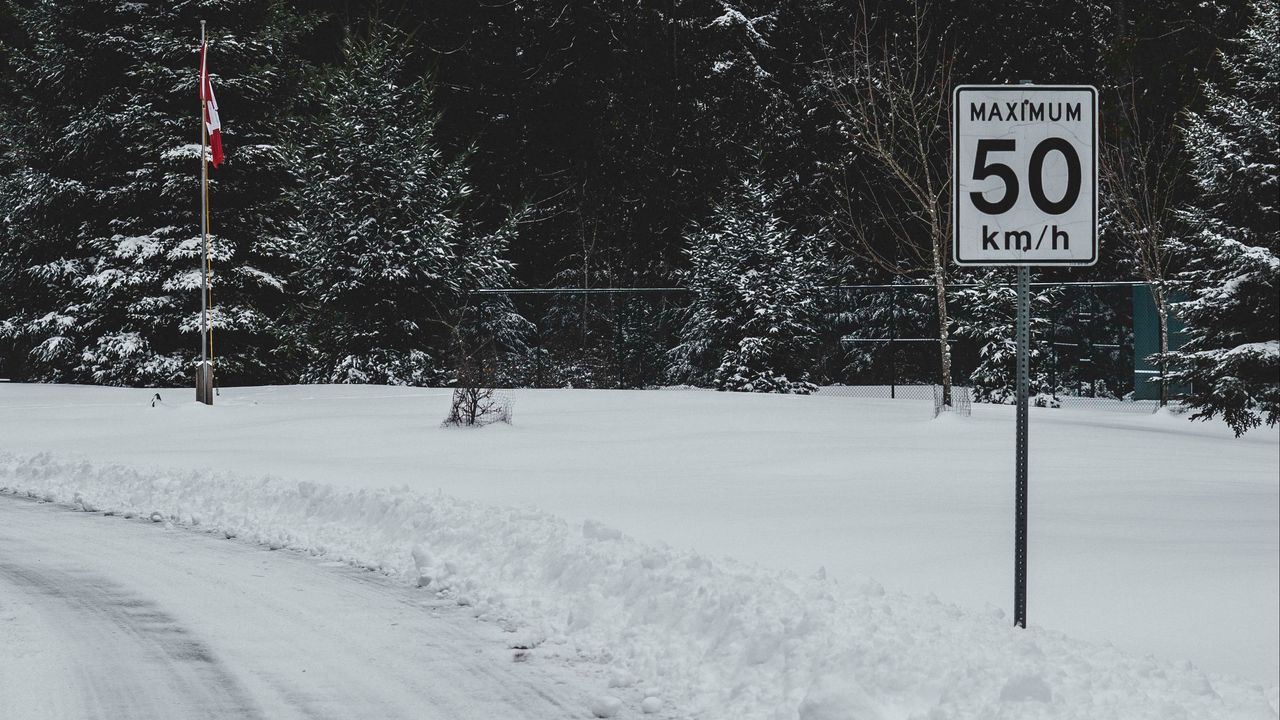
1014 265 1030 627
952 83 1098 629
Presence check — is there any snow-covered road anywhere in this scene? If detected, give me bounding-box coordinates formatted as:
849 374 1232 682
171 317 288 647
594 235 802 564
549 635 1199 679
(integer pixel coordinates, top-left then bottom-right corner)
0 495 595 720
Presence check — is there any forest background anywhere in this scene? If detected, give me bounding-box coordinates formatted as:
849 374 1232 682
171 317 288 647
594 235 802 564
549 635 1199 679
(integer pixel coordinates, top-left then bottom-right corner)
0 0 1275 432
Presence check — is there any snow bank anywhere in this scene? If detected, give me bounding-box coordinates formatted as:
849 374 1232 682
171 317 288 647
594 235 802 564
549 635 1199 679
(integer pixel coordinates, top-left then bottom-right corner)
2 451 1274 720
4 384 1274 685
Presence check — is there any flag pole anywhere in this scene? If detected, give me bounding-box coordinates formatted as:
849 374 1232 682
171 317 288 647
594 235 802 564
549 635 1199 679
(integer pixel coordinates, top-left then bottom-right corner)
197 20 213 405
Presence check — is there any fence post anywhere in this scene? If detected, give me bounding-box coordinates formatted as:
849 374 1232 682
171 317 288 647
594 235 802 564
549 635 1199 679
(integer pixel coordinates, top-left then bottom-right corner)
612 294 623 389
1049 308 1058 402
890 285 897 399
533 307 543 389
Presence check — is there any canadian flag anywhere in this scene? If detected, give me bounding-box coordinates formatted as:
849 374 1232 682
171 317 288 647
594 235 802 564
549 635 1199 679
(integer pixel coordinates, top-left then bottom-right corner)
199 41 224 168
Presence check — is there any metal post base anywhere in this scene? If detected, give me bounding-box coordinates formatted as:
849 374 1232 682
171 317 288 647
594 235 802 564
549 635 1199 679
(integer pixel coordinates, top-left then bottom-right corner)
195 363 214 406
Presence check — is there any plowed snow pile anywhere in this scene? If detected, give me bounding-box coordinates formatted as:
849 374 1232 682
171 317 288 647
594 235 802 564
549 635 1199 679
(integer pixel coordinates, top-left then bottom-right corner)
1 451 1274 719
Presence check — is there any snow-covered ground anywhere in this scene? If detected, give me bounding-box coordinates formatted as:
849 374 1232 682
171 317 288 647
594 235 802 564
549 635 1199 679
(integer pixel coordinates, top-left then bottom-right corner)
1 383 1276 718
0 496 599 720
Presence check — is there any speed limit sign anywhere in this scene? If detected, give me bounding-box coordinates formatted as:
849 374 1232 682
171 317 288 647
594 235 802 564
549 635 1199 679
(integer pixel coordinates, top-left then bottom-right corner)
952 85 1097 266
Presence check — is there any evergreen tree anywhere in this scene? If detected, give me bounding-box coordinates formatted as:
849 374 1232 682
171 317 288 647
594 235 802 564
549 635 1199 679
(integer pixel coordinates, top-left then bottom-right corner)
826 280 938 387
613 292 675 388
1168 0 1279 434
0 3 19 379
452 214 535 386
1051 285 1133 399
670 178 824 393
0 0 1272 397
288 28 461 385
289 26 528 387
953 273 1061 404
0 0 309 385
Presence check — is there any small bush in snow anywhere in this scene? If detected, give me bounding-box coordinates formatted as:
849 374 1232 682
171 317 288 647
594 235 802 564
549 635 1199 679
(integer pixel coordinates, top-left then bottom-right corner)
441 387 512 428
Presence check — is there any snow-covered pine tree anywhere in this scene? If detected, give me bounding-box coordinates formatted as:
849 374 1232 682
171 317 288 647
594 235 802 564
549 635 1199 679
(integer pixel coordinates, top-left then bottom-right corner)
289 26 470 386
0 0 309 386
670 178 824 394
0 4 19 379
953 272 1061 404
612 293 672 389
0 120 41 382
1049 285 1131 399
826 278 938 387
1168 0 1279 434
535 265 632 388
452 212 535 387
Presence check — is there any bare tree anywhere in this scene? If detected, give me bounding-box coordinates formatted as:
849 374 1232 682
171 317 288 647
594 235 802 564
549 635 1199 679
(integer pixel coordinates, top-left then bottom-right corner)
1100 84 1183 406
824 1 955 405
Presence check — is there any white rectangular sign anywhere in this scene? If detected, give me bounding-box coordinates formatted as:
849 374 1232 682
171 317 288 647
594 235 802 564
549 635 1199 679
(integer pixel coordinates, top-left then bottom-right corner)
952 85 1098 266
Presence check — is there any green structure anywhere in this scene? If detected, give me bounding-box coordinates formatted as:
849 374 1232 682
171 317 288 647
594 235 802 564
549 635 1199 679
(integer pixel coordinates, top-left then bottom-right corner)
1132 285 1190 401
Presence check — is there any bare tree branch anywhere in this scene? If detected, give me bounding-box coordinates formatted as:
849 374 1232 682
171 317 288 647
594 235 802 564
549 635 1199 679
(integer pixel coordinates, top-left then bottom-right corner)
1100 81 1185 405
822 0 956 403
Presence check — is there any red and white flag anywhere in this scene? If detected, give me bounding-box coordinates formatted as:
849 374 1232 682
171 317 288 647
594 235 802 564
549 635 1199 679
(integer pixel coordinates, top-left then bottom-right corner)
198 41 224 168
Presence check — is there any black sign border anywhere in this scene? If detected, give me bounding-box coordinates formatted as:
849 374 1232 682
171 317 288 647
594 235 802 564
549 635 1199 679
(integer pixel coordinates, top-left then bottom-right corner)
952 85 1099 267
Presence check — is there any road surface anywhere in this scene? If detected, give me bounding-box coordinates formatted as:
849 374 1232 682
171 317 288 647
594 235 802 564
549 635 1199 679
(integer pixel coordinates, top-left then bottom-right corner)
0 495 596 719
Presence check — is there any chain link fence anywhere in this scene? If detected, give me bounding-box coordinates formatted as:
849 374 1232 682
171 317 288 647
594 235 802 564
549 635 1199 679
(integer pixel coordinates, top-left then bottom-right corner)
477 282 1166 413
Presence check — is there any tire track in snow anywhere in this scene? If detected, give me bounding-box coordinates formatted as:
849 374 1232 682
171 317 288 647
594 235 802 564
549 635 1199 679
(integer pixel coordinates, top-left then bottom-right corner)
0 557 263 720
0 496 595 720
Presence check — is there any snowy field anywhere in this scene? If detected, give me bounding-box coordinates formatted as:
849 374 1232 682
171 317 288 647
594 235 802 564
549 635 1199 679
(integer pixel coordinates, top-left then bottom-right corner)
1 383 1276 718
